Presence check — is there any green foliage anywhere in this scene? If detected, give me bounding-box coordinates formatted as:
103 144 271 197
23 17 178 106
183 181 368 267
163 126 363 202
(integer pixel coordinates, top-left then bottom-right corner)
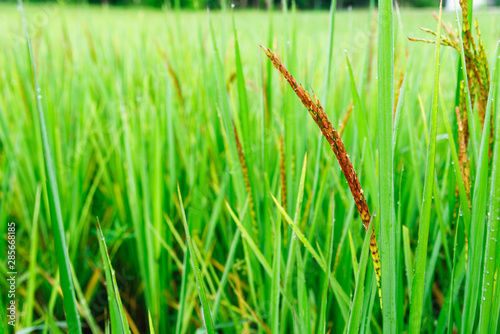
1 2 500 333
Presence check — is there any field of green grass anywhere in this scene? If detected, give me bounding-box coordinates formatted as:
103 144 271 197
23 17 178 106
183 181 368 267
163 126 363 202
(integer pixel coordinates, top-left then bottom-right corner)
1 1 500 333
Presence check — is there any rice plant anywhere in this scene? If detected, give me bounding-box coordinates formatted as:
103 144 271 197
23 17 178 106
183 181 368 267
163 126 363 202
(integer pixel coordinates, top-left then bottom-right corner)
1 0 500 333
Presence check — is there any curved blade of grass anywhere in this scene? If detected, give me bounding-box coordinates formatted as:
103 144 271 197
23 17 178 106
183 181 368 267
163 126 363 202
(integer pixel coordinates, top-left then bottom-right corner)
177 184 215 334
378 0 397 326
17 1 82 332
271 194 326 272
225 200 298 312
225 201 272 275
96 219 131 334
408 2 442 333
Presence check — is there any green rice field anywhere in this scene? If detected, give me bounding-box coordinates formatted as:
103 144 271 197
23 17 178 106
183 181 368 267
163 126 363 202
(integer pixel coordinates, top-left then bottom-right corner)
1 2 500 333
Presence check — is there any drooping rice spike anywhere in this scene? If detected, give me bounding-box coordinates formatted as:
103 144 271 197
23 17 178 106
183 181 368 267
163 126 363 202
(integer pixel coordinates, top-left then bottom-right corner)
408 35 458 51
338 102 354 137
260 45 383 307
233 121 258 239
433 11 458 43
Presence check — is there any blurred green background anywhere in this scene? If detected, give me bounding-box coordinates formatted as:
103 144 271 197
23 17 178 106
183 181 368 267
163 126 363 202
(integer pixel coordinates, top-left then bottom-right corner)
4 0 500 11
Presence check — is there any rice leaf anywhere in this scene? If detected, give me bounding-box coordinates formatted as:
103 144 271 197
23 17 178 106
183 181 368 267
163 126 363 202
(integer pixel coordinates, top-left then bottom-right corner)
177 185 215 334
408 2 443 332
96 219 131 334
16 1 82 331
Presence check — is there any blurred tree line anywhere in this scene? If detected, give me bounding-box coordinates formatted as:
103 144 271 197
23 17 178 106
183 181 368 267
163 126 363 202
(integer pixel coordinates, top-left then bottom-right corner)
19 0 451 9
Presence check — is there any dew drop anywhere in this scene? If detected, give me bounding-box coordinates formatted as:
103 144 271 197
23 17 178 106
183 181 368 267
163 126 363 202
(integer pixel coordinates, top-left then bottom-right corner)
37 95 42 99
231 3 235 7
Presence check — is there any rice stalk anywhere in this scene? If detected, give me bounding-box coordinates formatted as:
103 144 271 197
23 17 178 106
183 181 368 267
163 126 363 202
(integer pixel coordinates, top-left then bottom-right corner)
260 45 383 307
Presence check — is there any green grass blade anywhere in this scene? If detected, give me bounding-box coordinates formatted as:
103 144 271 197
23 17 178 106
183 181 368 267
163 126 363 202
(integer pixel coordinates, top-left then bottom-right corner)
177 185 215 334
402 225 413 297
477 40 500 334
211 229 241 323
309 0 337 230
270 208 281 334
149 310 155 334
346 54 377 193
378 0 397 327
408 2 442 332
271 194 325 272
347 216 375 334
25 184 41 327
16 2 82 332
462 40 499 334
318 204 335 334
175 246 190 334
489 44 500 333
447 217 461 334
226 201 272 275
96 219 131 334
